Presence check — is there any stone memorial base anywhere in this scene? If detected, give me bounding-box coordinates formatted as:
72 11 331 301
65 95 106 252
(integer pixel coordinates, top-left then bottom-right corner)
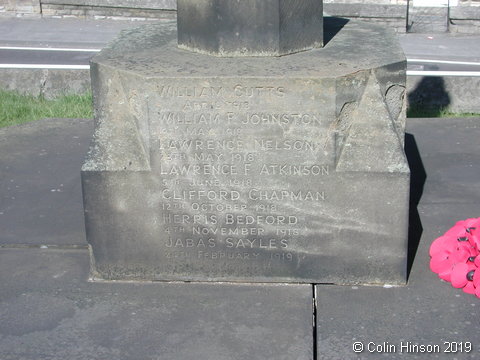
82 19 410 285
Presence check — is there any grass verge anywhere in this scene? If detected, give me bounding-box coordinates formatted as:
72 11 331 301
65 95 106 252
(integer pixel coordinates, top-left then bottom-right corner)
407 106 480 118
0 90 93 128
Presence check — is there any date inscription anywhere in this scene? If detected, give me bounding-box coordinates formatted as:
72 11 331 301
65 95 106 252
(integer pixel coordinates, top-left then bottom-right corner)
148 82 333 263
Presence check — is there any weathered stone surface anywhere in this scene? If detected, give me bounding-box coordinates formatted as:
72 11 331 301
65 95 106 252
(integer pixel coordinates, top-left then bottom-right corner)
407 6 449 33
0 69 90 99
1 0 41 15
42 0 176 9
323 3 407 32
82 20 409 284
177 0 323 56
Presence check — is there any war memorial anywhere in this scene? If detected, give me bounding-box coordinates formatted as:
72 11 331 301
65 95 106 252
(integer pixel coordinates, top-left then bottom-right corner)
81 0 410 285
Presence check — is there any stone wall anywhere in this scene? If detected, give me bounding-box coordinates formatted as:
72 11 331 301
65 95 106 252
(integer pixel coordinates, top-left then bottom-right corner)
458 0 480 5
1 1 480 34
324 3 407 32
40 0 175 19
450 6 480 32
0 68 90 99
0 0 41 17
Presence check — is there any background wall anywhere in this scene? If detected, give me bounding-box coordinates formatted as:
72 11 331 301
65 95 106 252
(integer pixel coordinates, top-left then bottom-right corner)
1 0 480 33
1 0 41 16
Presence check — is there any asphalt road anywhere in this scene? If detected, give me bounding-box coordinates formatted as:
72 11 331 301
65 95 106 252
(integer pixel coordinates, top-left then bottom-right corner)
0 17 143 49
407 59 480 74
1 17 480 76
1 47 479 76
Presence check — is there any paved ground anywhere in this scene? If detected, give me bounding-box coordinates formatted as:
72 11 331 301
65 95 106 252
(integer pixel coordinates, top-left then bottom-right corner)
398 32 480 63
1 17 480 71
1 116 479 359
0 17 148 49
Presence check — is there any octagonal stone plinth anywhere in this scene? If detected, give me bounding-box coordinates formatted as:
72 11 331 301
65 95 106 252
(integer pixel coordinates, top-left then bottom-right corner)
82 19 409 285
177 0 323 56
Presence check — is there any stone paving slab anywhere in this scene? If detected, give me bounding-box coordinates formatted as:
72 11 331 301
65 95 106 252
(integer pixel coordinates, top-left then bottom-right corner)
406 117 480 205
0 118 93 246
316 202 480 360
0 248 313 360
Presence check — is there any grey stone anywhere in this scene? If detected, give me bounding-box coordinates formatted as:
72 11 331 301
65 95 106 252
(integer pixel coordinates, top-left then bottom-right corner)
176 0 323 56
82 20 409 285
450 6 480 21
1 0 41 15
42 0 177 10
323 3 407 32
0 69 90 99
407 6 449 33
324 3 407 19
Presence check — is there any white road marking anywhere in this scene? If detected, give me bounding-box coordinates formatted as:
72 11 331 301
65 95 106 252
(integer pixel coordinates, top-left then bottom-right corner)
0 46 101 52
0 64 90 69
1 55 480 76
408 58 480 66
407 70 480 77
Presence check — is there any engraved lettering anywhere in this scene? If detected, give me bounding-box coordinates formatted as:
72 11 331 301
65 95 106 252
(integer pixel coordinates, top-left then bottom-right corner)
254 139 317 151
158 139 244 151
259 164 329 176
162 190 240 201
159 164 239 176
193 153 224 161
225 214 298 225
157 86 224 98
193 226 265 236
191 202 247 212
158 112 220 125
225 238 288 249
189 179 222 187
165 238 216 248
162 214 218 224
249 189 326 201
243 113 322 125
233 85 285 97
182 100 222 111
181 127 206 136
197 250 261 260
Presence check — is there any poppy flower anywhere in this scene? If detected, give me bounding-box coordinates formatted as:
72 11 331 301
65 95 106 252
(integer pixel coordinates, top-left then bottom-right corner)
429 218 480 299
474 271 480 298
451 263 475 288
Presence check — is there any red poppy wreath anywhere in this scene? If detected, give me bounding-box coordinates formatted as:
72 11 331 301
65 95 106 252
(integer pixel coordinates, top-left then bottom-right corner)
430 218 480 298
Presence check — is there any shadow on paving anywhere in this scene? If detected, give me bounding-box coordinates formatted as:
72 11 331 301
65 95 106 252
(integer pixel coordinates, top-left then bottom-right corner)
407 77 451 117
405 133 427 279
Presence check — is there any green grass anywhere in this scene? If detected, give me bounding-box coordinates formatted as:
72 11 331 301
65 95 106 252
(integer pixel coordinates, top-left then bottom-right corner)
407 106 480 118
0 90 93 128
